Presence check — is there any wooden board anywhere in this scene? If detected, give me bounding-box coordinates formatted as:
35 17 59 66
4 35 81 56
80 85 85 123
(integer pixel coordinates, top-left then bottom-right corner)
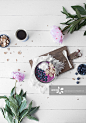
29 46 80 75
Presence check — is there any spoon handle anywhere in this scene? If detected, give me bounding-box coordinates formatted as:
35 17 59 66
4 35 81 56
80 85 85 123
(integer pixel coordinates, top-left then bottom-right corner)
66 56 72 68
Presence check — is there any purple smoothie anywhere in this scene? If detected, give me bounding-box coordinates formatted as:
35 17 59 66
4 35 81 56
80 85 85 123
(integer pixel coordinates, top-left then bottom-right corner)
35 61 55 83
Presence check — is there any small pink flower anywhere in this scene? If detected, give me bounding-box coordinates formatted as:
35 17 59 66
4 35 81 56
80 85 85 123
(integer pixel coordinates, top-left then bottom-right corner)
50 25 64 44
10 72 25 82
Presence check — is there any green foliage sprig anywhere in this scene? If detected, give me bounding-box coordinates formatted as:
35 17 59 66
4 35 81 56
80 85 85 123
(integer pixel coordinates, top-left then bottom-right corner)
0 87 39 123
61 3 86 35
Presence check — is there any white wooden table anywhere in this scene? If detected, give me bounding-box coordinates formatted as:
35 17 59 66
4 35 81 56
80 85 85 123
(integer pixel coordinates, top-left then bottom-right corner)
0 0 86 123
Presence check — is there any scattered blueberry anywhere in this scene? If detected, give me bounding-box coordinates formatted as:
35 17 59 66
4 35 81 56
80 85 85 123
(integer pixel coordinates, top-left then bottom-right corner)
75 72 78 75
76 81 79 84
77 77 80 80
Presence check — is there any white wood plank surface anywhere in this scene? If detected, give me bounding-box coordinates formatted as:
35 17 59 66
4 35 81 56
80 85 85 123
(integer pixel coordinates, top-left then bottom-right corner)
0 31 86 46
0 46 85 62
0 0 86 123
0 110 86 123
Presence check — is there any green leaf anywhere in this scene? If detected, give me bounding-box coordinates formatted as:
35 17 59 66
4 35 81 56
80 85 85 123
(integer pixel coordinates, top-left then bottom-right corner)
70 24 76 33
15 94 23 106
14 119 18 123
69 19 82 33
71 5 86 15
5 99 10 108
62 25 70 32
26 115 39 121
29 106 40 115
28 101 32 112
63 7 69 16
0 96 8 100
75 8 81 18
67 13 77 19
9 96 18 117
0 108 5 118
29 107 37 112
78 20 86 30
9 96 18 107
19 89 23 96
19 109 28 122
4 109 13 123
10 102 18 117
84 31 86 35
19 97 27 113
10 87 15 97
60 19 73 25
22 92 26 98
84 3 86 10
5 104 13 116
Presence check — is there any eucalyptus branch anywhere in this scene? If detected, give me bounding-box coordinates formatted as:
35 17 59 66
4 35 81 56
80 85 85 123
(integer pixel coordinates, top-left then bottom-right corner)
61 4 86 35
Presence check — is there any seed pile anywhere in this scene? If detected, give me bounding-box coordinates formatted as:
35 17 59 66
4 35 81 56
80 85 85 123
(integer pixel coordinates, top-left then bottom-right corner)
0 35 10 47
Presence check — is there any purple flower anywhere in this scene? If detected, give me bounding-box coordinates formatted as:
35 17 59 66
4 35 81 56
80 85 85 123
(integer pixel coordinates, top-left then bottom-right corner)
10 72 25 82
50 25 64 44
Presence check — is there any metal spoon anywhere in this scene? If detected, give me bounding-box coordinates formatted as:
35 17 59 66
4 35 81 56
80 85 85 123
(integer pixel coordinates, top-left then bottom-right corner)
62 50 72 68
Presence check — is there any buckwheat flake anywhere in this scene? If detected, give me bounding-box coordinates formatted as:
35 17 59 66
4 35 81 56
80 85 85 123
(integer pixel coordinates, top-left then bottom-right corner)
18 51 22 55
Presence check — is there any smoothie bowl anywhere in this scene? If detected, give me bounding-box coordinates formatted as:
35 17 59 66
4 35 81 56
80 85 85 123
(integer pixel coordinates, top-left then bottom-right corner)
35 61 56 83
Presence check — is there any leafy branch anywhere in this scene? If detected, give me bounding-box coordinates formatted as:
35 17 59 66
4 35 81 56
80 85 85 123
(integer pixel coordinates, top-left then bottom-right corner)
61 3 86 35
0 87 40 123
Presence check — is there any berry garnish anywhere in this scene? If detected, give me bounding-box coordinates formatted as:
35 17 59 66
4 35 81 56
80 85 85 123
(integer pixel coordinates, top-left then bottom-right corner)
75 72 78 75
76 81 79 84
77 77 80 80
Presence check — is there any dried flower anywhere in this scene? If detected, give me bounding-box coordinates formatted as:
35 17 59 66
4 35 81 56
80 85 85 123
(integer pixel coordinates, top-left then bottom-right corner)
11 72 25 82
50 25 64 44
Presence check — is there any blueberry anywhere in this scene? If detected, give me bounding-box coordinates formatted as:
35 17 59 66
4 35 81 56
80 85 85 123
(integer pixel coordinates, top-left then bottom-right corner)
80 72 83 75
78 67 81 70
45 76 48 78
83 73 85 75
45 78 47 81
42 75 45 78
37 67 39 70
36 73 38 76
40 77 42 80
43 73 45 75
38 75 40 78
75 72 78 75
77 77 80 80
76 81 79 84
